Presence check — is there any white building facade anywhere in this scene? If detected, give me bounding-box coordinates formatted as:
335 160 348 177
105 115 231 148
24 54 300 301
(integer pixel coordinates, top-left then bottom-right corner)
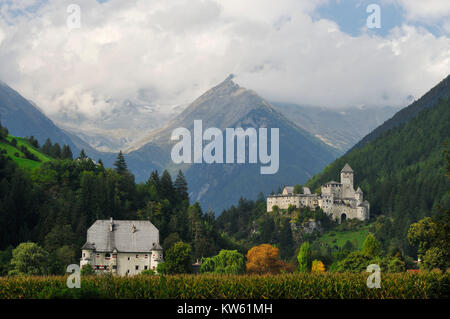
80 219 163 276
267 164 370 223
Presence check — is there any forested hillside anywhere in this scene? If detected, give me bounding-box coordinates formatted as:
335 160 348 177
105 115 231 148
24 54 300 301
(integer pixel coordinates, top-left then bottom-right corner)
307 98 450 256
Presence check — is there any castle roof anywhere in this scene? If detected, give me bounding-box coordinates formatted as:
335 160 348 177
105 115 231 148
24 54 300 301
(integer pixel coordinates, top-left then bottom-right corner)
341 163 353 173
85 219 160 253
356 187 363 194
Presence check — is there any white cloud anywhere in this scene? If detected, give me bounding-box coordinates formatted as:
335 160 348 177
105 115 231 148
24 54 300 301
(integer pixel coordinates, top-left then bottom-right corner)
397 0 450 22
0 0 448 123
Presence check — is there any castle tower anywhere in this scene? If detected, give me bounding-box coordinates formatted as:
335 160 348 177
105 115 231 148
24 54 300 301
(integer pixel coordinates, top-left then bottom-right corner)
340 163 354 187
355 187 363 204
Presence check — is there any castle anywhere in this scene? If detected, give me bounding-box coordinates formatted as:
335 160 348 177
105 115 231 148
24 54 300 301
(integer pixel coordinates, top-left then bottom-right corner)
80 218 163 276
266 164 370 223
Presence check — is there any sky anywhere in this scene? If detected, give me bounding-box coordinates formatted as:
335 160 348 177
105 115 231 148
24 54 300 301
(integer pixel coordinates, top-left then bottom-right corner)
0 0 449 119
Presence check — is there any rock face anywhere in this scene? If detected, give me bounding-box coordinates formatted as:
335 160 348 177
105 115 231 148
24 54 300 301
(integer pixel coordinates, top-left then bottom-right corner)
126 75 339 214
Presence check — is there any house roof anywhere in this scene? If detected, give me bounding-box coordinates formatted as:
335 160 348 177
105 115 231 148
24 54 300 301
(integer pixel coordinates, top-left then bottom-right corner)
85 219 160 253
283 186 294 194
341 163 353 173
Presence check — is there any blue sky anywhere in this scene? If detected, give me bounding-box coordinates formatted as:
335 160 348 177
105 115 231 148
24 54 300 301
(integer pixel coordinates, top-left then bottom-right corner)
314 0 447 37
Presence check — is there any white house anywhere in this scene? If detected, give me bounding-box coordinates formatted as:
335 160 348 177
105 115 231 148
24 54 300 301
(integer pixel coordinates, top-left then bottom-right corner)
80 218 163 276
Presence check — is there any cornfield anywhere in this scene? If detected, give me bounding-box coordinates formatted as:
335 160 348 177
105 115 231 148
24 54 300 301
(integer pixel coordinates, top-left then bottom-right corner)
0 272 448 299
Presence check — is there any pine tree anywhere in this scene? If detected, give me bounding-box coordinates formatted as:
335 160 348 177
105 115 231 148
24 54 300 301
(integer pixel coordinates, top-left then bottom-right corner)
50 143 61 159
174 170 188 201
78 149 88 160
61 145 73 160
114 151 128 174
41 138 52 155
160 170 174 201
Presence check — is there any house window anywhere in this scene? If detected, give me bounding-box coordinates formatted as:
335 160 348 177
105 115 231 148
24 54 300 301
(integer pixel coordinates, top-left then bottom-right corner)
95 265 100 270
105 253 111 261
144 266 148 270
136 255 139 258
83 253 85 257
128 257 130 260
112 265 117 270
96 254 100 257
145 254 148 259
135 265 139 270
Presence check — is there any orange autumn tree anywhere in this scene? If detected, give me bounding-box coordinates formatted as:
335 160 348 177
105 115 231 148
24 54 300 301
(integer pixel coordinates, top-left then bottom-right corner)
246 244 286 274
311 260 326 273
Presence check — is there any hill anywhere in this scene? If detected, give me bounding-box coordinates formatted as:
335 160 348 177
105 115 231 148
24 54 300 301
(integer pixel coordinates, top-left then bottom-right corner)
350 74 450 152
306 96 450 256
0 134 53 169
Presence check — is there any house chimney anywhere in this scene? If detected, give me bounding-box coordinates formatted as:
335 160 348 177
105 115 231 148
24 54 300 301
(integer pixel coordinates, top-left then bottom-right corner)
109 217 113 232
132 224 136 233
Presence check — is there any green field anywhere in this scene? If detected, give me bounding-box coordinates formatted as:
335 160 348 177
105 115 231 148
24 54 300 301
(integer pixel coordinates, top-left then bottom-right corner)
0 135 52 169
0 273 448 299
318 225 370 250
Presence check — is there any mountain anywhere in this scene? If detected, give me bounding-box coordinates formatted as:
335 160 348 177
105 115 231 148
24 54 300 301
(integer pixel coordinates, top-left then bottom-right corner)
53 98 177 153
272 103 400 152
127 75 339 213
0 81 118 166
350 74 450 152
306 77 450 256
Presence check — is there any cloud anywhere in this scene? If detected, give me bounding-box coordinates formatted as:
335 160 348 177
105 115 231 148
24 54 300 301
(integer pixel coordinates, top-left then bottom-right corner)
0 0 448 122
397 0 450 22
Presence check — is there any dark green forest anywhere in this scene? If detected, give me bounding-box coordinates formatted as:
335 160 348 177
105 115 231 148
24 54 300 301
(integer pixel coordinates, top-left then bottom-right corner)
307 98 450 257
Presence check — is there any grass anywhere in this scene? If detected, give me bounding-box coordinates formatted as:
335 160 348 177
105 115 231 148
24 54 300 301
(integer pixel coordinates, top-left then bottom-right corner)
318 224 370 250
0 135 52 169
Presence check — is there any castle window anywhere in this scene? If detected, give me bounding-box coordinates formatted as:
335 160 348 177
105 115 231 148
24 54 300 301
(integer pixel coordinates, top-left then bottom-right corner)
136 254 139 258
112 265 117 270
105 253 110 260
144 266 148 270
145 254 148 259
135 265 139 270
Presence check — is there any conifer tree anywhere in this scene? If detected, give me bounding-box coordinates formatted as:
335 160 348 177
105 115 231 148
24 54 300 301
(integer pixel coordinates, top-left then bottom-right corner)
114 151 128 174
174 170 188 201
61 145 73 160
78 149 88 160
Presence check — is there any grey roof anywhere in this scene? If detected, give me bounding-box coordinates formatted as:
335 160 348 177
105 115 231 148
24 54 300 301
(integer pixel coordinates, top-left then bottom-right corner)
82 242 96 250
356 187 363 193
283 186 294 194
341 163 353 173
302 187 311 195
85 220 160 253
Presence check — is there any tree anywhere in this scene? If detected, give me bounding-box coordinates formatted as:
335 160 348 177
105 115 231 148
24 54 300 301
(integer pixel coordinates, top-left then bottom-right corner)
246 244 284 274
297 242 312 272
160 170 174 201
81 264 95 275
407 216 449 270
9 242 49 276
114 151 128 174
174 170 189 202
334 251 370 272
50 143 61 159
61 145 73 160
293 184 302 194
164 241 192 274
362 233 382 258
311 260 326 273
200 250 245 274
41 138 52 155
78 149 88 160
